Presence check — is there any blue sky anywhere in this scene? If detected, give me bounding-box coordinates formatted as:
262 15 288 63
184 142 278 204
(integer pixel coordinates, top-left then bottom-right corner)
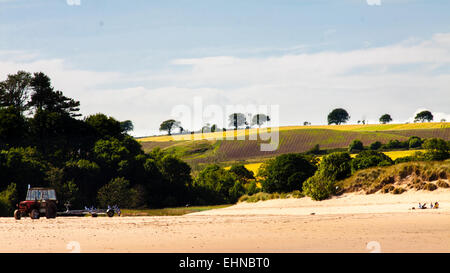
1 0 450 136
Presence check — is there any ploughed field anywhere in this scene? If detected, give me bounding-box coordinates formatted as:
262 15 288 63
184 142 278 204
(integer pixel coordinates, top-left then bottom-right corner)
137 123 450 164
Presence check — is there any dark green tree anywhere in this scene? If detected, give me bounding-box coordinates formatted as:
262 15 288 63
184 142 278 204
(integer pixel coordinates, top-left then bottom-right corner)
260 153 317 193
348 139 364 152
414 110 433 123
327 108 350 125
0 71 32 113
379 114 392 124
159 119 181 135
29 72 80 117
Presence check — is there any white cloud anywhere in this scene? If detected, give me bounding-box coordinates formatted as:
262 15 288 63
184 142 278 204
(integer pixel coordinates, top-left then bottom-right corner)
1 34 450 136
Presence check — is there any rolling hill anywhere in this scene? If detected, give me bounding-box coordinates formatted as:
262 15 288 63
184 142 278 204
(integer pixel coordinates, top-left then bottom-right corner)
137 122 450 167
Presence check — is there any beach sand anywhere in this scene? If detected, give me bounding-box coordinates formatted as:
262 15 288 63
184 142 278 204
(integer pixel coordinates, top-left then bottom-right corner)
1 189 449 253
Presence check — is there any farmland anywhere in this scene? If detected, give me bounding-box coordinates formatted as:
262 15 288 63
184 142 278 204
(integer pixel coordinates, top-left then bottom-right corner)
137 122 450 167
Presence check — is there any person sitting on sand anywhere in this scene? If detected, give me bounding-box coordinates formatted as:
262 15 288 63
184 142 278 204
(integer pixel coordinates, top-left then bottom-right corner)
418 203 423 209
434 202 439 209
430 202 434 209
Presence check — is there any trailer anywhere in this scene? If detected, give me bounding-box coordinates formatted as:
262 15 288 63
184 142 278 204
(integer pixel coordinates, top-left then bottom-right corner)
57 204 121 217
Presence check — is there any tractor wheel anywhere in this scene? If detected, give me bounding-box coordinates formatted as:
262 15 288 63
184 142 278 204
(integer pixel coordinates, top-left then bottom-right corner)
106 209 114 217
46 204 57 219
14 210 21 220
30 209 40 220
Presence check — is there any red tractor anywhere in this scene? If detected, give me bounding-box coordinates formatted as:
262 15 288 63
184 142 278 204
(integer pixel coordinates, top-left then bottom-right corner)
14 187 58 220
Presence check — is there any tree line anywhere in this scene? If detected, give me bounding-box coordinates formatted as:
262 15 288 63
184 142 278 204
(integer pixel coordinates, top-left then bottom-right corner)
159 108 441 136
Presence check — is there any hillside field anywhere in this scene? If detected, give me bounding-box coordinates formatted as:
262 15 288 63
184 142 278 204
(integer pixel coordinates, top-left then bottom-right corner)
137 122 450 167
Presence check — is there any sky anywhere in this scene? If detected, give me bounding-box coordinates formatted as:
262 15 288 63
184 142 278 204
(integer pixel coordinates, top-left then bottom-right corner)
0 0 449 136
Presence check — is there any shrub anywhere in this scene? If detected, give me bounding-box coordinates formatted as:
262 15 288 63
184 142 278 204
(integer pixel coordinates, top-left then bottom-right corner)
194 164 244 204
381 184 394 193
392 187 406 194
303 174 336 201
408 136 422 149
348 140 364 153
0 183 17 217
317 152 352 181
423 138 449 161
228 164 255 181
351 150 394 173
423 183 437 191
370 141 382 150
259 153 317 193
436 180 449 188
97 177 134 208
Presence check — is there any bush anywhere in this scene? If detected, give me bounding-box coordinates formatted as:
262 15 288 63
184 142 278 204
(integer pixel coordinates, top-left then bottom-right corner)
259 153 317 193
381 184 395 193
194 164 244 204
97 177 134 208
349 140 364 153
0 183 18 217
423 183 437 191
370 141 382 150
408 136 422 149
228 164 255 181
392 187 406 194
303 174 336 201
317 152 352 181
423 138 449 161
436 180 449 188
351 150 394 173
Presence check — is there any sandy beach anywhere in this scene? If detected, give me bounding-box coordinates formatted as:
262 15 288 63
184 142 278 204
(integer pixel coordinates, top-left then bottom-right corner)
1 189 449 253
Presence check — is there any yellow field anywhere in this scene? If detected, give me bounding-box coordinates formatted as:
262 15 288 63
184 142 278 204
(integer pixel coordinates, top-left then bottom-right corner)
225 150 425 174
138 122 449 142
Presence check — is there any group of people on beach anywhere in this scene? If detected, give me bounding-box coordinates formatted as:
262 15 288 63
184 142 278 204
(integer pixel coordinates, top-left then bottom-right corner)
417 202 439 209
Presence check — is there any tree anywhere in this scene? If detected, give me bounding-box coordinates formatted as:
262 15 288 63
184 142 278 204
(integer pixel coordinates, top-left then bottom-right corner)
29 72 81 117
228 164 255 182
327 108 350 125
0 106 28 148
414 110 433 123
228 113 247 130
370 141 382 150
86 113 123 140
210 124 217 132
0 71 32 113
120 120 134 133
259 153 317 193
194 164 244 204
423 138 449 161
317 152 352 181
251 114 270 128
159 119 180 135
348 139 364 152
97 177 133 208
379 114 392 124
408 136 422 149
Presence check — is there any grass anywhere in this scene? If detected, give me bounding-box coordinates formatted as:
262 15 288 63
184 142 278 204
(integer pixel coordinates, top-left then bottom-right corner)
120 204 231 216
337 160 450 194
238 190 304 203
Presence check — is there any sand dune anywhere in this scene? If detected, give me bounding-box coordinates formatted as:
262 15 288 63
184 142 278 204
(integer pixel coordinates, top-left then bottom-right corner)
0 190 449 253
